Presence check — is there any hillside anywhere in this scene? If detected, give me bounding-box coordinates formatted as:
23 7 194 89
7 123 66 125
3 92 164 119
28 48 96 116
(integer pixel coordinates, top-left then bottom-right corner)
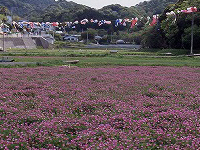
0 0 178 22
136 0 178 15
99 4 144 20
0 0 55 17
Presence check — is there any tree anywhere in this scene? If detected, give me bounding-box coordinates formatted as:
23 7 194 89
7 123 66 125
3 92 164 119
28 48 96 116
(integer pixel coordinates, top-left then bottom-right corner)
159 0 200 50
81 28 97 42
141 26 166 48
182 25 200 50
0 6 8 15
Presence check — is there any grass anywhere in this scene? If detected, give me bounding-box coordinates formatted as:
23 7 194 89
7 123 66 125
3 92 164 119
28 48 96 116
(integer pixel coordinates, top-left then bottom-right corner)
2 48 192 57
0 55 198 68
75 56 200 67
0 48 199 68
2 48 152 57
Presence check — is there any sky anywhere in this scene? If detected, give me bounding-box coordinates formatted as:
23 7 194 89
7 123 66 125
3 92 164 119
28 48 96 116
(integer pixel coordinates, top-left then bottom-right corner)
68 0 146 9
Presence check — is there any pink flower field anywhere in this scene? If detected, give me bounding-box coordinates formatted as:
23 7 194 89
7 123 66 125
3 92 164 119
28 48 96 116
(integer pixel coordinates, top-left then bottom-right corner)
0 66 200 149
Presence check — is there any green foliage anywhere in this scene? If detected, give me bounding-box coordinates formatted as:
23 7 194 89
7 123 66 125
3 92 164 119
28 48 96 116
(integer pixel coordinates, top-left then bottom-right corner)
136 0 178 16
1 48 200 68
140 0 200 51
99 35 109 44
182 25 200 49
0 0 177 23
156 49 189 55
0 14 5 21
81 28 97 41
53 33 62 41
132 33 143 45
141 26 166 48
97 29 108 37
99 4 142 20
0 6 9 15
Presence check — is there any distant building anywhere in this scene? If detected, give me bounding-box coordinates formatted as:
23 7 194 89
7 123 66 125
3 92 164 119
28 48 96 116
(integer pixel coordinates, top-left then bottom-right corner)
55 31 63 34
116 40 125 44
63 35 80 42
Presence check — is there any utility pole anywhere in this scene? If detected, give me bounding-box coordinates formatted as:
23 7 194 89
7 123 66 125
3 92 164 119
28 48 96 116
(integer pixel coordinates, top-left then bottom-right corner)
190 11 194 55
2 18 6 52
111 32 113 43
53 28 55 40
181 7 197 56
86 30 89 45
3 28 5 52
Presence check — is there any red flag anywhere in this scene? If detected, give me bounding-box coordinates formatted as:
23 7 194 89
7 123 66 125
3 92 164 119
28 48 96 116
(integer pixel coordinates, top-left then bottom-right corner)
29 22 34 28
52 22 58 27
181 7 197 13
150 15 158 26
130 18 138 28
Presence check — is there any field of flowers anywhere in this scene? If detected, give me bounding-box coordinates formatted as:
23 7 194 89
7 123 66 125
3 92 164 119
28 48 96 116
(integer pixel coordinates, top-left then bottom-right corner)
0 66 200 149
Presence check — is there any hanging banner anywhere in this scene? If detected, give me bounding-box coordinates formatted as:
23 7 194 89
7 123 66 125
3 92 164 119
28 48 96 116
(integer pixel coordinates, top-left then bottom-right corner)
150 15 158 26
181 7 197 13
166 11 176 24
145 16 151 26
130 17 138 28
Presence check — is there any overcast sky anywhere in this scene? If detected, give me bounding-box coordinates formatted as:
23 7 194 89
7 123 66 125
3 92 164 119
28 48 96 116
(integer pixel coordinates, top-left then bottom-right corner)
68 0 146 9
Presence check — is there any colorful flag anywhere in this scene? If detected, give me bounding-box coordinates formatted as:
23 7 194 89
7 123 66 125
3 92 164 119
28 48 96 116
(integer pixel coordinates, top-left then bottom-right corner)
181 7 197 13
130 18 138 28
115 19 122 27
166 11 176 23
73 21 79 24
145 16 151 25
150 15 158 26
52 22 59 27
105 21 111 25
81 19 88 25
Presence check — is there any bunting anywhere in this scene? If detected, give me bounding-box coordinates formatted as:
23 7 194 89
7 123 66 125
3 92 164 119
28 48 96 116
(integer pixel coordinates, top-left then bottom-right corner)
80 19 88 25
115 19 122 27
11 15 161 31
130 18 138 28
145 16 151 26
166 11 176 24
52 22 59 27
164 6 198 24
3 13 184 34
150 15 158 26
2 6 200 34
181 7 197 13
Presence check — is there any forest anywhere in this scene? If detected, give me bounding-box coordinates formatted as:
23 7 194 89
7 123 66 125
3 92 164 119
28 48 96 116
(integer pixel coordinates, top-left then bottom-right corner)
0 0 177 21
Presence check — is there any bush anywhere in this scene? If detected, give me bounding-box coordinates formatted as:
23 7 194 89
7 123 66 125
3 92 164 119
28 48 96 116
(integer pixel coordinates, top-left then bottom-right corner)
54 33 62 41
81 28 97 41
141 26 166 48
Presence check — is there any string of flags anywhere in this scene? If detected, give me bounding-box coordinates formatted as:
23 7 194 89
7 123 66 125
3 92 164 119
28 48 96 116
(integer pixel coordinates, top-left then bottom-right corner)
1 7 198 33
166 7 199 24
0 23 10 33
0 15 159 33
181 7 198 13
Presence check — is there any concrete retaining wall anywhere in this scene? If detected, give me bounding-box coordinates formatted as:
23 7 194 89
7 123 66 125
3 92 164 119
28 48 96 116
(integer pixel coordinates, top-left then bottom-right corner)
0 37 52 50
